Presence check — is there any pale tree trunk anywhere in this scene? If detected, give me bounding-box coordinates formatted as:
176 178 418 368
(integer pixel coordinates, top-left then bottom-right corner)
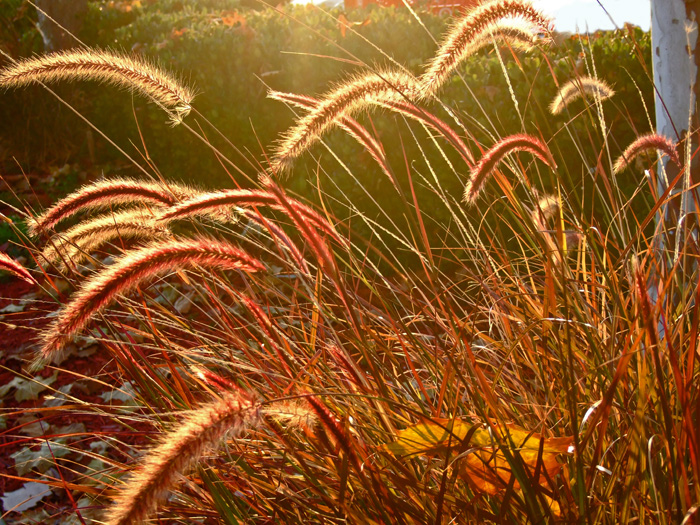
652 0 700 250
650 3 697 521
35 0 88 52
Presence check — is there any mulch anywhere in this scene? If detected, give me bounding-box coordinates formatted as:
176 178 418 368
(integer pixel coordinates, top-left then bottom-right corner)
0 276 153 523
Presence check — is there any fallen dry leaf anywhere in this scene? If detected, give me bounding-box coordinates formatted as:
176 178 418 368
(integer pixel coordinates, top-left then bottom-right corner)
383 419 573 497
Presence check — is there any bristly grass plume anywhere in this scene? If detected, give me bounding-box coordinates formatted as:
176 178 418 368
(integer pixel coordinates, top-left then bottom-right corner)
613 133 681 174
420 0 552 95
463 133 556 204
0 250 35 283
549 76 615 115
269 90 393 182
38 237 264 366
0 48 195 124
271 69 421 174
28 177 196 236
104 391 261 525
156 188 342 243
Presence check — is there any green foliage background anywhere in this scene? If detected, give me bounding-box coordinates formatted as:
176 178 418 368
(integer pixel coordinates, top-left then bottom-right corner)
0 0 654 239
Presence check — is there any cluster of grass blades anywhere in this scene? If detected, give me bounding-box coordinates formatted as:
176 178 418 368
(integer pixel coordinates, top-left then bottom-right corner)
0 0 697 523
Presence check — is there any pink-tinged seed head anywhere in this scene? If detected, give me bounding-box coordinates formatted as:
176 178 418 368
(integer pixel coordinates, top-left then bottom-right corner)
464 134 556 204
37 237 264 365
613 133 681 174
103 391 259 525
271 70 421 174
30 177 196 236
0 251 36 284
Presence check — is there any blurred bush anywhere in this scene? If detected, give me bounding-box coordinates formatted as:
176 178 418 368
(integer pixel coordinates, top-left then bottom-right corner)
0 1 653 232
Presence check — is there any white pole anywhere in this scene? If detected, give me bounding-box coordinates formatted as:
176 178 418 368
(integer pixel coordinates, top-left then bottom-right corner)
651 0 699 244
652 0 697 176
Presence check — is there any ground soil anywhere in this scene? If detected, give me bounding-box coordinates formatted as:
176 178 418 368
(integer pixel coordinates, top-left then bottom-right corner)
0 276 153 523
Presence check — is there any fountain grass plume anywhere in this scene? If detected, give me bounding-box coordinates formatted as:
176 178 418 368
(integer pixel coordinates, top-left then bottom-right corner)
535 194 559 221
37 237 264 366
103 391 260 525
29 177 197 236
306 395 363 472
549 76 615 115
41 209 172 270
269 90 394 183
613 133 681 174
157 187 343 244
420 0 552 95
0 48 194 124
271 69 421 174
270 89 475 176
0 251 36 284
103 392 320 525
463 134 556 205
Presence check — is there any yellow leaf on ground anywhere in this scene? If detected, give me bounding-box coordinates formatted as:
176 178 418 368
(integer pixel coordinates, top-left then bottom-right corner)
459 446 567 495
383 419 573 497
382 418 491 457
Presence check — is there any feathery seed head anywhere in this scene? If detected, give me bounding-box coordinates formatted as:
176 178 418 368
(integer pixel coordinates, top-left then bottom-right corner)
613 133 681 174
157 188 341 244
264 400 318 431
549 76 615 115
156 189 280 224
30 177 197 236
104 392 259 525
270 89 399 183
536 194 560 221
0 251 36 284
41 209 172 270
37 237 264 365
475 19 542 53
463 134 556 205
0 48 194 124
271 69 421 174
421 0 553 94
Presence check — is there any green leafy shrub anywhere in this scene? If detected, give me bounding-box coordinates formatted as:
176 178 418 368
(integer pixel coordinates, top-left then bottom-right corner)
77 3 650 249
3 3 650 212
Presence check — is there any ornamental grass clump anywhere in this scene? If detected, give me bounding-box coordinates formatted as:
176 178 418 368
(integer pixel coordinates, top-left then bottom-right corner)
1 1 698 523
